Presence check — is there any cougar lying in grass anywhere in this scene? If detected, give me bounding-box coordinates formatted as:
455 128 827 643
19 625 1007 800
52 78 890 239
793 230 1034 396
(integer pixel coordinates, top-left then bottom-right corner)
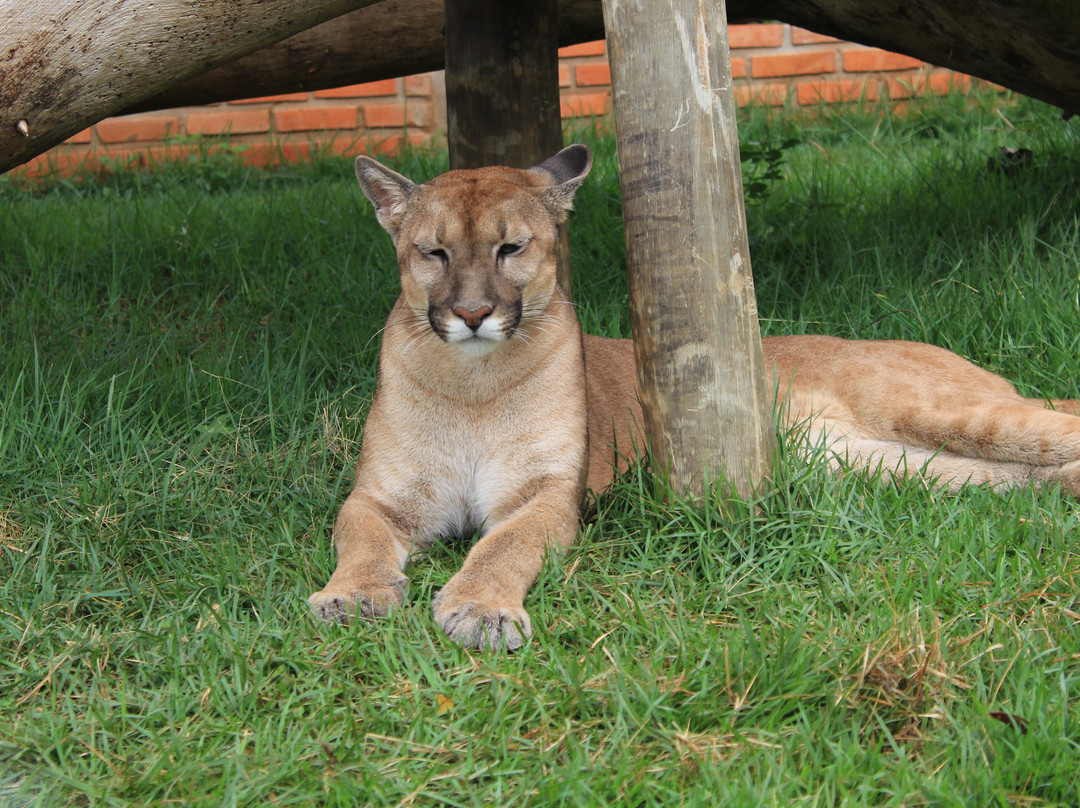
308 144 1080 649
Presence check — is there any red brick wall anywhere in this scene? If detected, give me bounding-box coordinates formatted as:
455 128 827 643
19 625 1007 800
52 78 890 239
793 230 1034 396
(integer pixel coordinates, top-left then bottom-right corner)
23 74 442 177
21 24 983 177
556 24 978 114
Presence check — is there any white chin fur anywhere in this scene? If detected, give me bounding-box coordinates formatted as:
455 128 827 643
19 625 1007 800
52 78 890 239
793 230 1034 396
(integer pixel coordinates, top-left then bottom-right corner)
445 317 506 357
455 338 503 358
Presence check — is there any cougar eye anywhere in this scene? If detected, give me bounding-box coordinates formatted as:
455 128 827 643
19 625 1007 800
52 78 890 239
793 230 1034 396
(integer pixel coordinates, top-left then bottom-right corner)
422 247 448 262
497 242 525 258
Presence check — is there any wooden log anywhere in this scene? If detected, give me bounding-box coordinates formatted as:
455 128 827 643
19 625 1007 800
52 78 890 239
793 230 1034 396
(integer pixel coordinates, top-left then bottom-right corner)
767 0 1080 118
5 0 1080 172
125 0 450 114
124 0 607 116
602 0 774 498
444 0 574 293
121 0 1080 120
0 0 377 175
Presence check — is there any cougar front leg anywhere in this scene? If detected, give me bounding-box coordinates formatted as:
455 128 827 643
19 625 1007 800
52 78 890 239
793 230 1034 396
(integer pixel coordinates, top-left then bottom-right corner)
433 485 580 651
308 491 411 624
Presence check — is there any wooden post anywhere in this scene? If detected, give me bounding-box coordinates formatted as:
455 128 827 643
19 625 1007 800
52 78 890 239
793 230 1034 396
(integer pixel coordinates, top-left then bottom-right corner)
601 0 774 498
443 0 573 294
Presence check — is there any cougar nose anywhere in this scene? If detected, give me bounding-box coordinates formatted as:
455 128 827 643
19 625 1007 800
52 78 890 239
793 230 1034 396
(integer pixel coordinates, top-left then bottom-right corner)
453 305 494 331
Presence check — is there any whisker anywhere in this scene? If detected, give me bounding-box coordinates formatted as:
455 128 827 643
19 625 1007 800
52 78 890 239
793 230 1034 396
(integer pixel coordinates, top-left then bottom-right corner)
362 322 392 353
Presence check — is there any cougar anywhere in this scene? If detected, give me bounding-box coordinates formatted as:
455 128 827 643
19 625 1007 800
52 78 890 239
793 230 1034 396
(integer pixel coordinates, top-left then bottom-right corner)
308 144 1080 649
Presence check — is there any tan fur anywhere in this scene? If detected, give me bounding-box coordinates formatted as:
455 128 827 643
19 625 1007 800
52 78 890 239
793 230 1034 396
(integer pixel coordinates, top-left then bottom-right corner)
309 145 1080 649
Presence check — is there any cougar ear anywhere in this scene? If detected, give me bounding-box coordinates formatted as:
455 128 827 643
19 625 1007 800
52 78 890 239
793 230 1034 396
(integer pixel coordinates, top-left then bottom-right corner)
354 156 418 237
528 144 593 222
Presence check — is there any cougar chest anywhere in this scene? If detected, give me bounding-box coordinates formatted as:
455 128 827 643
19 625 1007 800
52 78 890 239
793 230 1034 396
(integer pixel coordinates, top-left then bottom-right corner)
420 407 522 540
382 355 580 542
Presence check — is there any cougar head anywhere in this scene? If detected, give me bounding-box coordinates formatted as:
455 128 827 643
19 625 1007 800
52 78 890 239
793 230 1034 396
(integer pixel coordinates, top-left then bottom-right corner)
354 145 593 357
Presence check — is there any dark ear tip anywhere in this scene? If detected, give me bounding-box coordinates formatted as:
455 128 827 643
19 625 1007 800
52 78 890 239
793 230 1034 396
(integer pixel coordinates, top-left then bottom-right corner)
531 144 593 185
354 154 382 175
354 154 376 181
559 144 592 175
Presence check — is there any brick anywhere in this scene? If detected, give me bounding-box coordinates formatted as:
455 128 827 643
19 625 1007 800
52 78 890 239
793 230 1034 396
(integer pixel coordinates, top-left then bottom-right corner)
316 79 398 98
186 108 269 135
230 92 308 104
927 71 971 94
362 101 432 129
575 63 611 87
326 137 363 157
887 71 971 99
885 74 916 100
17 150 93 178
64 128 93 145
404 102 433 128
351 79 400 96
355 132 431 157
95 148 147 170
404 74 432 97
735 84 789 107
560 91 610 118
150 141 195 163
796 78 880 105
843 48 924 73
729 23 784 49
16 154 50 178
270 142 312 165
138 144 194 167
731 58 747 79
751 51 835 78
274 106 358 132
792 28 839 45
363 103 404 128
559 64 571 88
238 142 274 168
96 115 179 144
558 41 605 58
245 140 355 167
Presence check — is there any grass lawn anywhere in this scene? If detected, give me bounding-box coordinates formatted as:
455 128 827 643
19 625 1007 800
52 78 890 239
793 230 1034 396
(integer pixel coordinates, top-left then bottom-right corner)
2 89 1079 806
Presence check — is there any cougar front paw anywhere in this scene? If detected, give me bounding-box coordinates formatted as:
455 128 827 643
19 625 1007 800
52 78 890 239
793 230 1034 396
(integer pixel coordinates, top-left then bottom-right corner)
432 588 532 650
308 572 407 624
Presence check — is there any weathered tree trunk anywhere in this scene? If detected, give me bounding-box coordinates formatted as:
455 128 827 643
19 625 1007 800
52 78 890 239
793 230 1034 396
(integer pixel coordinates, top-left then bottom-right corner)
0 0 376 174
445 0 563 170
444 0 573 293
5 0 1080 175
120 0 1080 122
602 0 774 499
120 0 606 116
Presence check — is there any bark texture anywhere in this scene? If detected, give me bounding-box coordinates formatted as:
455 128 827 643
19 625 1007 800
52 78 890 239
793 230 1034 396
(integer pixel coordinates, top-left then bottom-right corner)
5 0 1080 174
122 0 605 115
122 0 1080 119
444 0 573 293
0 0 376 174
765 0 1080 116
603 0 774 498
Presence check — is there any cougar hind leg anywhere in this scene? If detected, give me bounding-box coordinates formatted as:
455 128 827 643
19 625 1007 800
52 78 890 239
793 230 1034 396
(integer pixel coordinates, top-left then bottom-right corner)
822 433 1041 494
818 403 1080 497
891 395 1080 467
1032 458 1080 497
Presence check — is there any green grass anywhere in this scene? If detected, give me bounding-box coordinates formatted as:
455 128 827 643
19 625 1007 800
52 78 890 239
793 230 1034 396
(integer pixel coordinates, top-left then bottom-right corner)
2 88 1080 806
